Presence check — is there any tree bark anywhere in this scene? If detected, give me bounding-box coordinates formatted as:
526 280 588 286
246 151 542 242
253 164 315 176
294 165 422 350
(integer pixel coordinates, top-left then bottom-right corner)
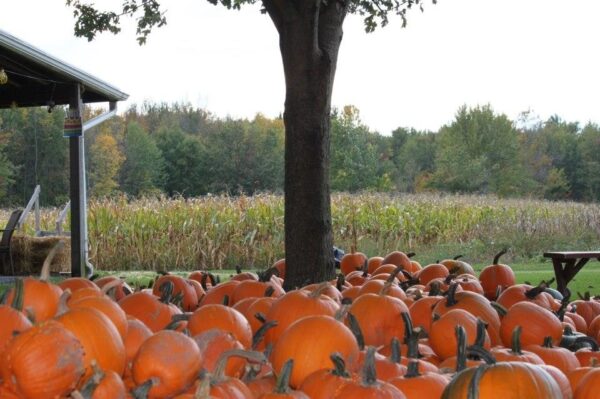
264 0 347 290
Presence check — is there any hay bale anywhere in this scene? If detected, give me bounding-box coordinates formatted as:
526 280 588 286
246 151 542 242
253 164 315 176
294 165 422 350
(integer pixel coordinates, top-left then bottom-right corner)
11 235 71 274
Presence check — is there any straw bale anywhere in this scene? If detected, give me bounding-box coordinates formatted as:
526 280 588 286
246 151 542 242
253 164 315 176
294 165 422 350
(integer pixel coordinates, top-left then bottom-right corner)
11 235 71 274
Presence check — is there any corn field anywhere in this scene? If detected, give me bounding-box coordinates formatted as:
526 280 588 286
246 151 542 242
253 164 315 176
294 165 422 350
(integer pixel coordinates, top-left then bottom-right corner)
6 193 600 271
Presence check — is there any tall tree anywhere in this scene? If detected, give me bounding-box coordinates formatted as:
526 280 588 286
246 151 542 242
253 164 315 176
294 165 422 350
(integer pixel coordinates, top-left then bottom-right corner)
88 133 125 197
66 0 436 288
120 121 165 196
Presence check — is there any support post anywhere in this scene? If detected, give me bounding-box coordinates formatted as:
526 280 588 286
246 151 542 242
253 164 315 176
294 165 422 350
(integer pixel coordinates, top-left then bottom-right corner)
68 84 85 278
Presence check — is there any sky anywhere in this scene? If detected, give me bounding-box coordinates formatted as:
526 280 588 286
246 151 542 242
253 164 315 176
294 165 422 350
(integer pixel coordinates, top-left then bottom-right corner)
1 0 599 135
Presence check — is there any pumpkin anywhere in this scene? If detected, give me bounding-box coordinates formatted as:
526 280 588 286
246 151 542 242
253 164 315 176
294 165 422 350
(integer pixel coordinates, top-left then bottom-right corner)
123 317 153 366
572 367 600 398
230 279 285 305
4 276 62 322
69 295 129 339
490 326 544 364
441 360 562 398
500 301 563 347
429 309 490 360
188 304 253 348
77 364 127 399
331 347 407 398
381 251 413 271
431 284 502 346
348 293 409 348
230 265 259 282
258 359 310 398
193 329 246 378
0 279 32 353
263 284 339 347
270 315 360 388
525 337 580 375
340 251 367 276
152 274 199 311
417 263 449 286
199 280 241 306
118 284 182 332
367 256 385 274
132 330 203 399
440 255 475 276
1 320 85 399
389 361 448 399
57 307 126 379
539 364 572 399
299 354 353 399
478 249 516 300
94 276 133 301
59 277 100 293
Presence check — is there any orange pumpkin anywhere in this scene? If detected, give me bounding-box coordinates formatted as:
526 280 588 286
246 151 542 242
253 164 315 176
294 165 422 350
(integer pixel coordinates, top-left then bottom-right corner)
132 330 203 398
57 307 126 379
270 316 360 388
188 304 253 348
1 320 85 399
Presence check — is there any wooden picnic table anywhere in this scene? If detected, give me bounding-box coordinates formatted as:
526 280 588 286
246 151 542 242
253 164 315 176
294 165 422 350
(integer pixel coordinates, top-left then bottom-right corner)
543 251 600 296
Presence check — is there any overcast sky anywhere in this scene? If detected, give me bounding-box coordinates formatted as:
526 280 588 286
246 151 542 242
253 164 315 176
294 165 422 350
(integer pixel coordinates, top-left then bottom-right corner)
1 0 599 134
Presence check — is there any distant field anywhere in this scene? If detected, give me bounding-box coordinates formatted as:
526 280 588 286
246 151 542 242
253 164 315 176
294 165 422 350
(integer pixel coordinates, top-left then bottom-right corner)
1 192 599 272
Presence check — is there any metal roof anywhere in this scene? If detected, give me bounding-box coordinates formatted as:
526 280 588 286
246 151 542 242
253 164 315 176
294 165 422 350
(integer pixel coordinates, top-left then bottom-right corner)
0 29 128 108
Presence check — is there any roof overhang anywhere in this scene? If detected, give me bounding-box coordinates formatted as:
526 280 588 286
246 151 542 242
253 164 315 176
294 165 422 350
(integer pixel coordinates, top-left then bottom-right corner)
0 28 128 108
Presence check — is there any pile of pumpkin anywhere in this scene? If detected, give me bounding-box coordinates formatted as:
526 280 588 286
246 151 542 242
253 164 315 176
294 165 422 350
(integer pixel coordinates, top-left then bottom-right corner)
2 249 600 398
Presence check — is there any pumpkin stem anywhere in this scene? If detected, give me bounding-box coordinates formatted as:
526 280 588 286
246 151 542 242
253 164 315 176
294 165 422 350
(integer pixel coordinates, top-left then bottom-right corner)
466 346 497 365
525 282 548 299
273 359 294 394
334 303 351 321
455 325 467 372
543 336 554 348
309 282 332 298
158 281 174 304
330 353 351 377
453 255 463 261
213 350 266 382
264 286 275 298
56 289 71 316
401 312 414 345
390 337 402 364
386 266 403 283
236 265 242 274
404 360 421 378
361 347 380 386
194 377 211 399
40 239 64 281
428 281 442 297
493 248 508 264
132 378 158 399
10 278 24 311
336 274 345 292
471 319 488 349
407 252 416 258
347 312 365 350
100 279 123 297
252 320 277 350
254 312 267 324
467 365 489 399
445 283 459 307
511 326 523 355
79 361 105 398
490 301 507 317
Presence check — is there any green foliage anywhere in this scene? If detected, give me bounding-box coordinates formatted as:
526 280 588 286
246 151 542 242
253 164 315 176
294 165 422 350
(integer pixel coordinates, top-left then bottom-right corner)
430 105 526 196
120 121 165 196
155 127 209 197
330 106 381 192
89 133 124 197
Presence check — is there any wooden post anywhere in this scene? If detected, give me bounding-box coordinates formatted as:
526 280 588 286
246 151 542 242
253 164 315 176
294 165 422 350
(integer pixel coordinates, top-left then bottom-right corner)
68 84 85 278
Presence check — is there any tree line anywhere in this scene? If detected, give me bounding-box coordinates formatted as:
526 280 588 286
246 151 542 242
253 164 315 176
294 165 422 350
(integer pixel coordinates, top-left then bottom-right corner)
0 102 598 207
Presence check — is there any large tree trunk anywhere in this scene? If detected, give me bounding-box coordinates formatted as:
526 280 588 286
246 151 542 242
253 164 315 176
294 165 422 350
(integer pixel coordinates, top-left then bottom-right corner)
264 1 347 290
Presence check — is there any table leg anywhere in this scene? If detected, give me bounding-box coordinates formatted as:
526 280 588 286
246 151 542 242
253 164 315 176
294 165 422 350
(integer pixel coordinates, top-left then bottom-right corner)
551 259 568 296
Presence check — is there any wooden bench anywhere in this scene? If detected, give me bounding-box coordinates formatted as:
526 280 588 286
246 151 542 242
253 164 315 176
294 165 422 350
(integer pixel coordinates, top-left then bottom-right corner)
543 251 600 296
